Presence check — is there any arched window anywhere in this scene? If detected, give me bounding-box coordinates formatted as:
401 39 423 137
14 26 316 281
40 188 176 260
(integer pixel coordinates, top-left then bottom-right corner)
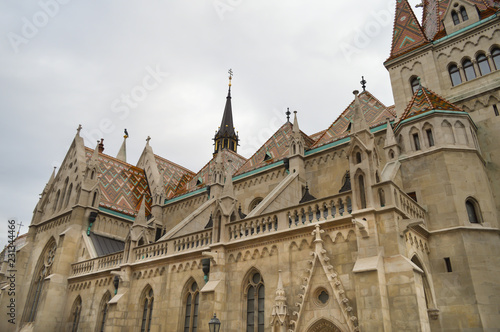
70 296 82 332
462 59 476 81
451 10 460 25
249 198 263 212
23 239 57 323
466 198 481 223
140 286 154 332
449 64 462 86
358 174 367 209
378 189 385 207
492 47 500 70
92 191 98 207
477 54 491 75
64 183 73 208
410 76 420 94
411 256 433 309
460 6 468 21
53 190 61 212
246 271 265 332
59 178 69 210
183 281 200 332
97 292 111 332
355 152 362 164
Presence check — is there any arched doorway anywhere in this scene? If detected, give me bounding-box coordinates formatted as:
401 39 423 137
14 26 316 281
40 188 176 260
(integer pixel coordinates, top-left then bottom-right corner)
307 319 343 332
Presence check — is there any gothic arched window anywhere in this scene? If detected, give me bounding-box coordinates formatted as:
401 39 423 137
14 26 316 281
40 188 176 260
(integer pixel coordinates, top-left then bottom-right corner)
358 174 366 209
246 271 265 332
64 183 73 208
462 59 476 81
97 291 111 332
477 54 491 75
460 6 468 21
451 10 460 25
410 76 420 94
140 286 154 332
448 64 462 86
491 47 500 70
23 239 57 323
70 296 82 332
183 281 200 332
466 198 481 224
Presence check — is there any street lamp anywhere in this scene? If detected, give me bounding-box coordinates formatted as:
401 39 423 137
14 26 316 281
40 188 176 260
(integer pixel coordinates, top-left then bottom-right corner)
208 313 221 332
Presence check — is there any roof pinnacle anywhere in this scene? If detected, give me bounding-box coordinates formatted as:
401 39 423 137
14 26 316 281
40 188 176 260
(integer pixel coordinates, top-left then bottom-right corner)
360 76 367 92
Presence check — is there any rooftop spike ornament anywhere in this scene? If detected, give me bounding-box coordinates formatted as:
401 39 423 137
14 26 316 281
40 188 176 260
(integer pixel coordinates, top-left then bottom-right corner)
286 107 291 122
360 76 367 92
213 69 239 155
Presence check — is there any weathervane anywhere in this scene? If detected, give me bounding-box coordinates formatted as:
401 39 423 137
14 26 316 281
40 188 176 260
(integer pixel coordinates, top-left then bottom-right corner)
228 68 233 87
360 76 367 92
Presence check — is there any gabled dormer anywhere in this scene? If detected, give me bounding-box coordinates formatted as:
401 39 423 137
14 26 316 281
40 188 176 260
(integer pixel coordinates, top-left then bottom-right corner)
442 0 481 35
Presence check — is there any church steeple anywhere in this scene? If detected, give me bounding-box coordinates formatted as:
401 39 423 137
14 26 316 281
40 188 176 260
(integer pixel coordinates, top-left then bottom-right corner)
214 69 239 155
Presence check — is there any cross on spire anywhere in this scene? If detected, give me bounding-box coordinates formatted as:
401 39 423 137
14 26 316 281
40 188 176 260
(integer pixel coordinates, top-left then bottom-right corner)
16 221 24 237
228 68 233 87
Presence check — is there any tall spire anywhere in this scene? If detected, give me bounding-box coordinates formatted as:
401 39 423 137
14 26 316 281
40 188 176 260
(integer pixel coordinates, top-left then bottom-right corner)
214 69 239 155
388 0 428 60
116 129 128 163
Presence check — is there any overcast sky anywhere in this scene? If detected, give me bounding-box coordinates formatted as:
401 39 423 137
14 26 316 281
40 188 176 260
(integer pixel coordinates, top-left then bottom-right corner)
0 1 423 248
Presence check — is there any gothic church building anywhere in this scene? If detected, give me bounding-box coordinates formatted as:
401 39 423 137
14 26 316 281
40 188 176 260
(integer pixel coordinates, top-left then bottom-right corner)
1 0 500 331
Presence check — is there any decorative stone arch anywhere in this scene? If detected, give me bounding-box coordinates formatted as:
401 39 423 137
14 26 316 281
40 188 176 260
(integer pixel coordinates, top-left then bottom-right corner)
410 254 438 316
138 284 154 332
441 120 455 144
422 122 435 148
454 120 469 145
306 318 344 332
22 237 58 323
68 295 82 332
241 267 265 332
96 290 112 332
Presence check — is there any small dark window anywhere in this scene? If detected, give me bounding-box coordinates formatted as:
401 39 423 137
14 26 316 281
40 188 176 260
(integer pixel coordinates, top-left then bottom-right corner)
477 54 491 75
408 192 417 202
155 227 163 241
318 291 329 304
492 48 500 70
410 77 420 94
451 11 460 25
494 105 499 116
449 64 462 86
355 152 362 164
426 129 435 147
444 257 452 272
358 174 366 209
413 133 421 151
466 199 480 223
463 59 476 81
460 7 468 21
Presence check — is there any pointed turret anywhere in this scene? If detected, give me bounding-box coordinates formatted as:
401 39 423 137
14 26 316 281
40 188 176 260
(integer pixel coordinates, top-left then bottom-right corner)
133 196 147 226
388 0 429 60
351 90 369 133
384 119 399 160
116 131 128 163
214 69 239 155
271 270 288 331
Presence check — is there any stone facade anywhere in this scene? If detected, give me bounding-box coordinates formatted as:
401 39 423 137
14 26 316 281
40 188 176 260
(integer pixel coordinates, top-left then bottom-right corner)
1 1 500 331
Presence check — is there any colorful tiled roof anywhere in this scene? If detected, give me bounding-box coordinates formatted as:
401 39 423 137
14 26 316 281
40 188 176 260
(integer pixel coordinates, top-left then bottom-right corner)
234 122 315 176
173 149 246 196
389 0 429 60
313 91 396 148
154 155 195 199
85 148 152 217
395 86 464 126
309 129 327 143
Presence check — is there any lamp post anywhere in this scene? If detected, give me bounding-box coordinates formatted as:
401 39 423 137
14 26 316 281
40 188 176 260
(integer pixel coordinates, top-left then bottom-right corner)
208 313 221 332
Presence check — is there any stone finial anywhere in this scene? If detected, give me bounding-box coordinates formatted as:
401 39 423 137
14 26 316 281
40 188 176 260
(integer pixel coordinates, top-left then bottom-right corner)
312 224 325 243
271 269 288 327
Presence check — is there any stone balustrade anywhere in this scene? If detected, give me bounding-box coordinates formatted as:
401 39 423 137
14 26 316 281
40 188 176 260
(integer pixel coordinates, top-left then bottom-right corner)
70 252 123 276
172 229 212 252
227 191 353 241
134 241 168 262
